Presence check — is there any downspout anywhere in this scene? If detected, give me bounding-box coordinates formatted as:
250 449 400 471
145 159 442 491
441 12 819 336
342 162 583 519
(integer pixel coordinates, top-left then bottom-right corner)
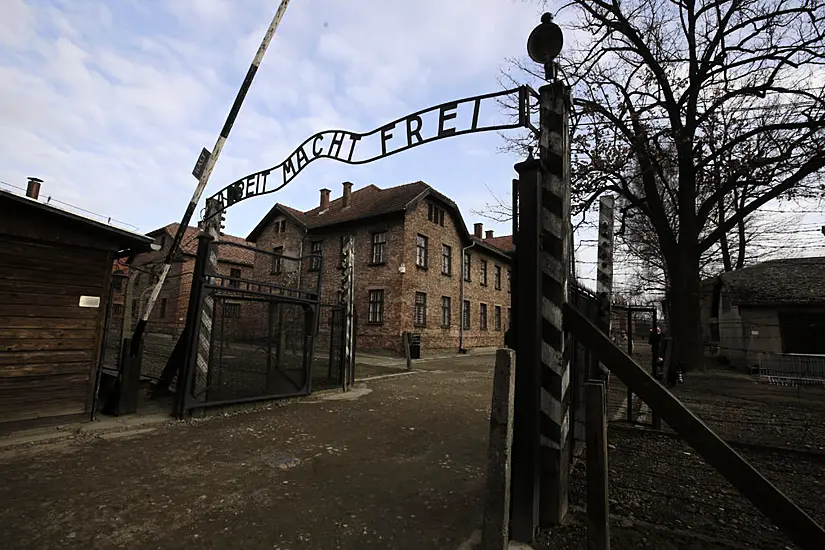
459 241 476 354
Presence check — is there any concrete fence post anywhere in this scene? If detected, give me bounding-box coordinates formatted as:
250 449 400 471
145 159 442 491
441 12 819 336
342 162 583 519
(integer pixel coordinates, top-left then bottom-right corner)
482 349 517 550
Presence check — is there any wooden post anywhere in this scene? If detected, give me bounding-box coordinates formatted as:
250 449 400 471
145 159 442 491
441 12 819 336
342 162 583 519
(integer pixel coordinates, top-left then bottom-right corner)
586 381 610 550
595 194 615 383
403 332 413 371
626 307 633 423
510 158 542 543
651 308 662 430
482 349 517 550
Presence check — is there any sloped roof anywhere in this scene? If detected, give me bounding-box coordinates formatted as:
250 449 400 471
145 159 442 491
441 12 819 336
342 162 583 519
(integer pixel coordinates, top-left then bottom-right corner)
150 223 255 266
482 235 514 253
247 182 429 240
720 257 825 306
246 181 513 261
305 182 428 229
0 189 153 257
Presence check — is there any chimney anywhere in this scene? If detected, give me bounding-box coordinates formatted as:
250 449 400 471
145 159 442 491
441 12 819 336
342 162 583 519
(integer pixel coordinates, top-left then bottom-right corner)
320 188 331 210
474 223 483 238
485 230 494 240
26 177 43 200
342 181 353 208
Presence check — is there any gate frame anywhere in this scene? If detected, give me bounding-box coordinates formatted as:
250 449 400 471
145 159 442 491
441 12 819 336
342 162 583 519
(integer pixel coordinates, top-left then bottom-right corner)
175 234 327 417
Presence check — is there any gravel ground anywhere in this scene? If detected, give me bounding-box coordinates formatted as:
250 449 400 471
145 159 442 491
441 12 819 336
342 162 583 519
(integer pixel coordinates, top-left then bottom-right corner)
537 425 824 549
671 369 825 452
1 356 823 549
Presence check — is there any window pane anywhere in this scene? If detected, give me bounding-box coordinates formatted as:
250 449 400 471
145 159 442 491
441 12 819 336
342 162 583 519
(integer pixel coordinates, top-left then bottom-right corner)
272 247 283 273
442 245 451 275
369 289 384 323
310 241 322 270
372 232 387 264
414 292 427 326
416 235 428 267
441 296 451 326
229 268 241 288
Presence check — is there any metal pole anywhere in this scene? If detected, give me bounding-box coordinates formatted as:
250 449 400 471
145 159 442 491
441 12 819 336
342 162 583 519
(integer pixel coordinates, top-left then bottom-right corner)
131 0 293 346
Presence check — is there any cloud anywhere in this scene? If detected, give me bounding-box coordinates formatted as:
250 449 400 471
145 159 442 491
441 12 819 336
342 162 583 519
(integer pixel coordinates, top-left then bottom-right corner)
0 0 546 237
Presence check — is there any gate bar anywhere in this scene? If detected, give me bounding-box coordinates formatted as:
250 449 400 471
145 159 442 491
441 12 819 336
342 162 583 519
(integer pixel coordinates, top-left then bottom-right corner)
564 303 825 550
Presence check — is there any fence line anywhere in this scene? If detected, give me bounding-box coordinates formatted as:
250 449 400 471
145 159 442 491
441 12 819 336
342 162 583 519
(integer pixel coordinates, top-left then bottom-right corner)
758 352 825 386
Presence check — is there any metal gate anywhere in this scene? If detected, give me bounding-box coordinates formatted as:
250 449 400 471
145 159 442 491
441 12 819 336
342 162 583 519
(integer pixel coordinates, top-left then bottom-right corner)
312 303 342 390
178 238 348 414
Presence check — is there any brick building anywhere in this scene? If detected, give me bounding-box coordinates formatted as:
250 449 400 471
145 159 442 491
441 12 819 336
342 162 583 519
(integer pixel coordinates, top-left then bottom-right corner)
126 223 256 334
246 181 513 354
119 181 513 357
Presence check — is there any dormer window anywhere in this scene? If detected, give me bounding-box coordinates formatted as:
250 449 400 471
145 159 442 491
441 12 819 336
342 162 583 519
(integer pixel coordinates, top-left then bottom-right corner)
427 203 445 226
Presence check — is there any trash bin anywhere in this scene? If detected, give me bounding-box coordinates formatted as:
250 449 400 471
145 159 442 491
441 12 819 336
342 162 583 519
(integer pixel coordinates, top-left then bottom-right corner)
409 333 421 360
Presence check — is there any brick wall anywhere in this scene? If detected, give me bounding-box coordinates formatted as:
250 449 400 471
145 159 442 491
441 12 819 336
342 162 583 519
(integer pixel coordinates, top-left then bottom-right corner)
400 198 510 354
129 235 187 335
131 191 514 358
305 214 407 353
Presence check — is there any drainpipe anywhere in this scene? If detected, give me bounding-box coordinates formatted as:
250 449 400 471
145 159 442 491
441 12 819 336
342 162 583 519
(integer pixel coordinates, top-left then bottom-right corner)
459 241 476 353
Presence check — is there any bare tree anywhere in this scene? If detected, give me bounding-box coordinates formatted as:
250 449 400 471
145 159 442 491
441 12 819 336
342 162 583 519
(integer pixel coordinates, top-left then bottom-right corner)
499 0 825 369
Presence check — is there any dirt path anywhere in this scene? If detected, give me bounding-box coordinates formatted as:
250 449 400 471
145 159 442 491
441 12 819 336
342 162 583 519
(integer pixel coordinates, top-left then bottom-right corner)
0 358 494 550
2 356 822 549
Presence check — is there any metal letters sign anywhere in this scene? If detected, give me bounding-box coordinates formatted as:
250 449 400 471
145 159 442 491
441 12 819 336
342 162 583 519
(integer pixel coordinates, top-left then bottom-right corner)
207 86 536 214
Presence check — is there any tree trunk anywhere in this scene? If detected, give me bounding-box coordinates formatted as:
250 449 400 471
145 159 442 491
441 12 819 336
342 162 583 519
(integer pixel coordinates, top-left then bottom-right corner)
666 250 704 372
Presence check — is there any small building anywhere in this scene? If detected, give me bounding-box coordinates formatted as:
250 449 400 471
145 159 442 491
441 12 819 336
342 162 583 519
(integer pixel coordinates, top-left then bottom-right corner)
702 257 825 369
128 223 255 333
0 183 153 431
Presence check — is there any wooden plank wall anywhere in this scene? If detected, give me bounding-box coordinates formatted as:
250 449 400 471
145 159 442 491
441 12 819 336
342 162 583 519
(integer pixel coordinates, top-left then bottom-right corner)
0 234 111 425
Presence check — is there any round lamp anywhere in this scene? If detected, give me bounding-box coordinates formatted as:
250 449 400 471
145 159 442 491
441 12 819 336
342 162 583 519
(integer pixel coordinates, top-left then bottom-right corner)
527 13 564 64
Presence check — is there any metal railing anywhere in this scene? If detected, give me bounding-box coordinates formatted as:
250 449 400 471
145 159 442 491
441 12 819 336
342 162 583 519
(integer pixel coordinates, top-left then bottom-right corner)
758 352 825 386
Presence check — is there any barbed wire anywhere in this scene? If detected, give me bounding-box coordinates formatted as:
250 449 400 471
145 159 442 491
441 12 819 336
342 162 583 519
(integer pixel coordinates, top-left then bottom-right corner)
0 178 141 231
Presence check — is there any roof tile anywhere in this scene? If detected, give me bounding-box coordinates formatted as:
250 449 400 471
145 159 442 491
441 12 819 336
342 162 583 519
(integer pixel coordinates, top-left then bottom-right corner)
158 223 255 266
721 257 825 306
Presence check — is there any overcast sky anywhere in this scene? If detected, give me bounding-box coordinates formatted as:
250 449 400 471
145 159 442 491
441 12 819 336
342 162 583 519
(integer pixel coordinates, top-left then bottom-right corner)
2 0 823 292
0 0 544 235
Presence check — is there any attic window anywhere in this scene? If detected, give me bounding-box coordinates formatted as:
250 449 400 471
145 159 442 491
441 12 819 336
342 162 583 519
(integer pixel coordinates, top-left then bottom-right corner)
427 203 445 227
276 219 287 234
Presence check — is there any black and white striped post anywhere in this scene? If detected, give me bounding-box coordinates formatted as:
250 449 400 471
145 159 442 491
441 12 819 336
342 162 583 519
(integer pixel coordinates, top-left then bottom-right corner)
340 235 356 390
193 198 222 401
510 13 571 542
595 195 615 381
537 76 572 528
131 0 292 351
